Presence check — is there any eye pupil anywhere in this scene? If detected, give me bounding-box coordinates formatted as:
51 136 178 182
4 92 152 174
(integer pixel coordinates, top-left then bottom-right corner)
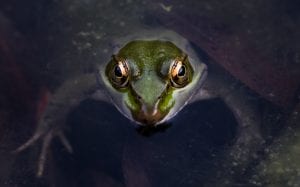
178 66 185 76
169 58 191 88
109 60 130 88
114 66 123 77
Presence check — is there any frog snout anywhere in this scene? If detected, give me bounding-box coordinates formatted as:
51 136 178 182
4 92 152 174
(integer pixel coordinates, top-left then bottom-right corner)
134 108 164 126
133 98 166 126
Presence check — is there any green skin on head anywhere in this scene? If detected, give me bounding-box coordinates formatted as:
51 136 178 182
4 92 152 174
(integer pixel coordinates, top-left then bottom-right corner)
103 40 205 126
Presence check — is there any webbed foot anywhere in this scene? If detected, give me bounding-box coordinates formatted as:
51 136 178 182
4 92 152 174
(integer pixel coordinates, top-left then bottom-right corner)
14 128 72 177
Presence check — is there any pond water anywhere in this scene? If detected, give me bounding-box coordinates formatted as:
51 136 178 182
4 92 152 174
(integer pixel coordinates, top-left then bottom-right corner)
0 0 299 186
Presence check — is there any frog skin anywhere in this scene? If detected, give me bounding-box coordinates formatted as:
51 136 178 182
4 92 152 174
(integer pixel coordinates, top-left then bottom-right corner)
15 29 262 176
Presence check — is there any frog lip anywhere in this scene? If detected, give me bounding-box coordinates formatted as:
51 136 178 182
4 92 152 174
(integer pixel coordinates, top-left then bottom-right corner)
134 109 166 126
133 102 167 126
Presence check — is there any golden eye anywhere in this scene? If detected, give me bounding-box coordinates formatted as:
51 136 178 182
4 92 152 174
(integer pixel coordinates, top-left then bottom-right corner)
110 60 130 88
169 58 189 88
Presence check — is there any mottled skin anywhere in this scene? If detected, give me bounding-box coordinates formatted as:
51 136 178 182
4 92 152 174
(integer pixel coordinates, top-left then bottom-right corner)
15 30 262 177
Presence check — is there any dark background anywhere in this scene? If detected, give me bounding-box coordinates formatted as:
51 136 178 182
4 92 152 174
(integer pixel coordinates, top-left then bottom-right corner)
0 0 299 186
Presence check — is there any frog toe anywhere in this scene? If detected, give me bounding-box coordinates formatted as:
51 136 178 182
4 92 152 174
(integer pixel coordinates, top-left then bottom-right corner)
37 130 54 177
57 130 73 153
36 129 72 177
13 130 44 153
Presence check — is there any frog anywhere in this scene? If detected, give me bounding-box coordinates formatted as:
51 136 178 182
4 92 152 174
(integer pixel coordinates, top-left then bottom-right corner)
15 29 262 177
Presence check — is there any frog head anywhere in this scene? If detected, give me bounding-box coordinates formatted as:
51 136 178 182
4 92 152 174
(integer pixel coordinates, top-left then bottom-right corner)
100 40 207 126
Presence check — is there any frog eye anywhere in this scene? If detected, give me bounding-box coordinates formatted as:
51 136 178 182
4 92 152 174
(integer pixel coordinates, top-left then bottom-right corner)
110 60 130 88
169 58 189 88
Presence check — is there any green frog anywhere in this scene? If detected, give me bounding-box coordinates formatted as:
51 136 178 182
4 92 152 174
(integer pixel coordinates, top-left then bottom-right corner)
15 29 262 176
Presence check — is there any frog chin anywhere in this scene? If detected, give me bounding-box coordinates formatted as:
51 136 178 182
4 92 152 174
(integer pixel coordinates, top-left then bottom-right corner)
122 88 194 126
131 104 183 126
128 101 165 126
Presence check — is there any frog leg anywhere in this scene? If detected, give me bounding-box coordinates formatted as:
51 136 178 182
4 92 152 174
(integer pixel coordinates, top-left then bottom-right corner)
191 67 263 173
14 73 108 176
222 85 263 161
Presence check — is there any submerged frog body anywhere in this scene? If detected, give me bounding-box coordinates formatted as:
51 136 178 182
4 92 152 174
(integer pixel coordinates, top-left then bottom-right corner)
16 29 262 176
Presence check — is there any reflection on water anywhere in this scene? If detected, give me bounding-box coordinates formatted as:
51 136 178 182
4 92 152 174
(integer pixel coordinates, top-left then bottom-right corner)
0 0 299 186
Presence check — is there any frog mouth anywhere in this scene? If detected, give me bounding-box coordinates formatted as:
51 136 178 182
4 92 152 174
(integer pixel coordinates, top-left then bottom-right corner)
133 106 166 126
125 83 171 126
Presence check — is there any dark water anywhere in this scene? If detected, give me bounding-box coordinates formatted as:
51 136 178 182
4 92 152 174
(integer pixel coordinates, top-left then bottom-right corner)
66 99 236 187
0 0 299 186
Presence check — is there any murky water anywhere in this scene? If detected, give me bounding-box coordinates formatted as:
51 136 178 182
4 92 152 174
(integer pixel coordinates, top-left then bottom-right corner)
0 0 299 186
